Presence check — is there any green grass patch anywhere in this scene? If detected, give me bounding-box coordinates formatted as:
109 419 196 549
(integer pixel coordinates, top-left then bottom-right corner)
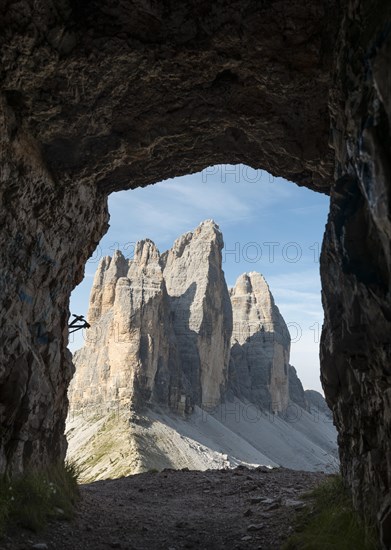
283 475 379 550
0 460 80 535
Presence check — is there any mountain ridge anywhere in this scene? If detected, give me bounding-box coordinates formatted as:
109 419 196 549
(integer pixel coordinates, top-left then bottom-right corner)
67 220 338 480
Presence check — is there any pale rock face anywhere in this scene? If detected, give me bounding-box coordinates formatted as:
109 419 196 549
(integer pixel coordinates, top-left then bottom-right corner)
70 224 292 417
69 221 233 414
162 220 233 408
88 251 128 321
305 390 333 420
68 241 181 412
229 272 290 412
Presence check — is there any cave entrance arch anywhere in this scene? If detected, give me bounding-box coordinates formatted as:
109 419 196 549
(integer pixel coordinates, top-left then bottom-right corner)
1 0 391 542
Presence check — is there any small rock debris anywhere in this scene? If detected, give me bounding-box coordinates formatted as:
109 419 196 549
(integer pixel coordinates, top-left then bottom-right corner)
6 467 328 550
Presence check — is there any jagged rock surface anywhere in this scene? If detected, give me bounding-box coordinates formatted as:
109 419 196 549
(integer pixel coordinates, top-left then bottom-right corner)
320 2 391 544
0 103 108 473
229 273 290 412
69 242 181 413
162 220 233 408
70 224 298 417
69 221 233 414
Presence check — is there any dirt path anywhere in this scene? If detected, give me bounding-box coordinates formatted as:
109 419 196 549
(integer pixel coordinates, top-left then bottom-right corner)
4 467 327 550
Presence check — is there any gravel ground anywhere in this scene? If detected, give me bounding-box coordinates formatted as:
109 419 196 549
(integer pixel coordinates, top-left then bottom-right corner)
3 466 328 550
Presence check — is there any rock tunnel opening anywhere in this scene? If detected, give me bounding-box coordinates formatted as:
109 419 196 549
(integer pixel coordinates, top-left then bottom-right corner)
1 0 390 542
66 164 337 481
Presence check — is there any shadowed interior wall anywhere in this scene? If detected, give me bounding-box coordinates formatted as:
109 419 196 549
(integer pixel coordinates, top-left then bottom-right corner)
320 1 391 545
0 0 390 543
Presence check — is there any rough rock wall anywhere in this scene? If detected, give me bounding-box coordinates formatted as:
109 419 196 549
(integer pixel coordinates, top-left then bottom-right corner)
0 1 336 194
229 272 290 412
320 1 391 545
0 97 109 473
162 220 233 408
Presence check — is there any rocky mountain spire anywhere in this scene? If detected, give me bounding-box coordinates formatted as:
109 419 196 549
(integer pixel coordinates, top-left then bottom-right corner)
69 222 291 416
229 272 290 412
69 220 233 413
68 240 181 412
162 220 232 408
67 221 337 481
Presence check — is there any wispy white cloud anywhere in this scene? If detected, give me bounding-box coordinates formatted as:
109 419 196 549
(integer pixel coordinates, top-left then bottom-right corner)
287 203 330 215
272 288 320 302
108 168 299 244
267 269 321 292
278 303 322 321
111 181 251 225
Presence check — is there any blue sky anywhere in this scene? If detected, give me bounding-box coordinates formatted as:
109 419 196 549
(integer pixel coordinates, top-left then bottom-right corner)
69 165 329 392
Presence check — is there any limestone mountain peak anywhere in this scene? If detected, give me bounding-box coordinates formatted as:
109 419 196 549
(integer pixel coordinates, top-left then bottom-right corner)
229 270 290 412
68 221 337 480
230 271 269 295
71 221 294 415
130 239 161 269
164 219 223 263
